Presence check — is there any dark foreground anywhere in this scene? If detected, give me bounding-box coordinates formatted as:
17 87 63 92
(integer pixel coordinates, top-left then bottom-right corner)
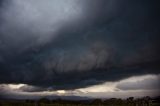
0 96 159 106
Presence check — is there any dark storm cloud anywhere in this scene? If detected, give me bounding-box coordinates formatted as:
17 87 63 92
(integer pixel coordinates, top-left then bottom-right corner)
0 0 160 91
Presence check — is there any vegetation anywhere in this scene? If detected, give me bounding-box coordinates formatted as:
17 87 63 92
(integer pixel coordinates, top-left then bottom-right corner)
0 96 159 106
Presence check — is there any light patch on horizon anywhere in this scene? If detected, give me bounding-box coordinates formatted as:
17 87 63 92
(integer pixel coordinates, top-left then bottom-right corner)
77 82 117 93
56 90 66 96
0 74 159 99
8 84 26 90
76 74 160 93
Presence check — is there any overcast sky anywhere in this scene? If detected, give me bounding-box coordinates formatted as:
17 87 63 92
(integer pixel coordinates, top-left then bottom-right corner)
0 0 159 99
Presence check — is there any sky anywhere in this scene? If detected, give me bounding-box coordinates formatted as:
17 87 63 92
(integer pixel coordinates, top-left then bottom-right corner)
0 0 160 99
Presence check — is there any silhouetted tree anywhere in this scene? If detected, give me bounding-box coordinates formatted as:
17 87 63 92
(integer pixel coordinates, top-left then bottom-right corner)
91 99 102 105
38 98 50 104
143 96 151 106
126 97 134 106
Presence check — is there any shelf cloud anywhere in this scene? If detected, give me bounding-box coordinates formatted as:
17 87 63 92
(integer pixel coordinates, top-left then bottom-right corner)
0 0 159 98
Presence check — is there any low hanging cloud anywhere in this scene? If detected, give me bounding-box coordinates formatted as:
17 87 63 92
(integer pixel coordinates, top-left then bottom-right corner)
117 75 160 90
0 0 159 93
0 74 159 99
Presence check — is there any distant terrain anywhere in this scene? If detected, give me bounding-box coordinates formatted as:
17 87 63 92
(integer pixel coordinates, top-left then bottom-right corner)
0 96 159 106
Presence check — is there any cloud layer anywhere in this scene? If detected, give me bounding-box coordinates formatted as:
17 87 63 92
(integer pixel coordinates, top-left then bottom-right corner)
0 75 159 99
0 0 160 92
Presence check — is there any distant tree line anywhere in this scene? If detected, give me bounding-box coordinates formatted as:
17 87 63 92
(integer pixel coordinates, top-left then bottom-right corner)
0 96 159 106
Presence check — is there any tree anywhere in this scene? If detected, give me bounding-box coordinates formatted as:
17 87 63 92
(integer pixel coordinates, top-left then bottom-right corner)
38 98 50 104
91 99 102 105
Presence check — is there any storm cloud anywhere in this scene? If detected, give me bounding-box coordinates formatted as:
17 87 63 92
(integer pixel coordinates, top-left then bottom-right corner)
0 75 159 99
0 0 160 92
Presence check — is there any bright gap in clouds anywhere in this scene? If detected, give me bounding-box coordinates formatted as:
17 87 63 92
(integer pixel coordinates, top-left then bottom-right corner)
8 84 26 89
1 74 159 99
77 74 160 93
